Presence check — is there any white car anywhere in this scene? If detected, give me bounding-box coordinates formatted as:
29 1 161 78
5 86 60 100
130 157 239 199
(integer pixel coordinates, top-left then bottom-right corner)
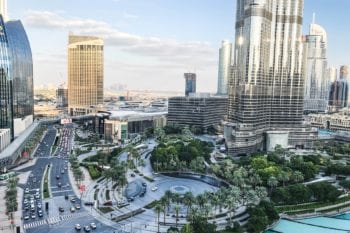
151 186 158 192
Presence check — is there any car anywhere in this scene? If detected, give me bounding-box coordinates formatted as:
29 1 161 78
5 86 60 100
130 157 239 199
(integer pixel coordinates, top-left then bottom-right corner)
24 215 29 220
127 197 134 202
24 188 29 194
130 173 135 177
75 224 81 231
38 210 43 217
151 186 158 191
64 166 68 170
37 203 42 209
65 194 69 200
70 207 76 212
59 207 64 212
139 192 145 197
35 194 40 199
56 175 60 179
75 204 81 210
24 199 28 205
29 174 34 178
84 201 94 206
84 226 91 232
61 170 65 174
90 223 97 229
31 214 36 219
142 182 147 187
57 182 62 188
103 201 112 206
70 198 76 203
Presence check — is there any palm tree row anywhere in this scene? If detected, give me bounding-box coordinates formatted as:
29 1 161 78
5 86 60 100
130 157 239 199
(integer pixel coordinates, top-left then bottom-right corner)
6 177 19 217
154 184 268 231
69 155 84 184
102 159 128 192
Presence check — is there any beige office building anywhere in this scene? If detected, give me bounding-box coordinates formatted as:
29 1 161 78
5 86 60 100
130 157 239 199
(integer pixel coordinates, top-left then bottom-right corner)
68 34 104 116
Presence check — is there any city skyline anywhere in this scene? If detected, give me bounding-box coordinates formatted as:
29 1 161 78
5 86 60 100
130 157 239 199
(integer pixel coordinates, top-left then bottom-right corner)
8 0 350 92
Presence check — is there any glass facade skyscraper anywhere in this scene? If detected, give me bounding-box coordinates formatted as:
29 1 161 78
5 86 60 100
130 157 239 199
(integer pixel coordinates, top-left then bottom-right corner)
0 15 13 138
5 20 34 119
217 40 232 95
225 0 305 156
68 34 104 116
184 73 196 96
303 20 328 113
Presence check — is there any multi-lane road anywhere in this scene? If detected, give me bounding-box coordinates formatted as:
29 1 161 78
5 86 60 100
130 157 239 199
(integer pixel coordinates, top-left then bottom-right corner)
17 125 118 233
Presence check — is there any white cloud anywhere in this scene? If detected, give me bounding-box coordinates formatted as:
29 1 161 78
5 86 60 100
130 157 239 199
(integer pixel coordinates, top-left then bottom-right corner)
24 10 218 92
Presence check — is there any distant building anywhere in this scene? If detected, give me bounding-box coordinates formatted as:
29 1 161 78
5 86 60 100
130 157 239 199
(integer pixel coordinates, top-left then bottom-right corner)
56 87 68 108
329 66 349 110
167 94 227 132
309 109 350 132
0 129 10 152
184 73 196 96
68 34 104 116
303 19 328 113
217 40 232 95
101 110 167 142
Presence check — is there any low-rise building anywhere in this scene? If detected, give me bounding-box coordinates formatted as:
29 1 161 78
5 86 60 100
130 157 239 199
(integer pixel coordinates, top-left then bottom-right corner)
308 109 350 131
167 94 228 132
0 129 11 152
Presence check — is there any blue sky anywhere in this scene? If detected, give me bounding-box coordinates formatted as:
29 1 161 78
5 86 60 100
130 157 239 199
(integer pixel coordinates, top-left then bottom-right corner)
8 0 350 92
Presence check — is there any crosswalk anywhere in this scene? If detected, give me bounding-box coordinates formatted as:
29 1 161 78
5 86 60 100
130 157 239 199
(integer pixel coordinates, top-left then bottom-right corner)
23 212 89 229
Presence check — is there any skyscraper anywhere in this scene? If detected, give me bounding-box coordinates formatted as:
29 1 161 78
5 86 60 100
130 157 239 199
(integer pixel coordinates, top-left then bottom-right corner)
184 73 196 96
6 20 34 119
68 34 104 116
225 0 305 156
0 15 13 138
217 40 232 95
329 66 349 109
303 17 328 113
0 0 7 22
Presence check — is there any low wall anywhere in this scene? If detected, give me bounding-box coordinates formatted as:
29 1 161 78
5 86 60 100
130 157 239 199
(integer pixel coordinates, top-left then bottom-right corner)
160 172 230 188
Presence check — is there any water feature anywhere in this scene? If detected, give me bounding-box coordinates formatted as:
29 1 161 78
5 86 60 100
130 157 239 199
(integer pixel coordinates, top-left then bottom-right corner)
266 213 350 233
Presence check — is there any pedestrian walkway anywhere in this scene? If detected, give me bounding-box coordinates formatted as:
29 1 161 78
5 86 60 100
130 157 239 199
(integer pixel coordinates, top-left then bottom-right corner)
23 212 89 229
23 219 47 229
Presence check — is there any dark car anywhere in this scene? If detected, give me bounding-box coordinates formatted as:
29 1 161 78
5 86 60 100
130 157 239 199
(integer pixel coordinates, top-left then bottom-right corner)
65 194 69 200
142 182 147 187
84 201 94 206
59 207 64 212
103 201 112 206
139 192 145 197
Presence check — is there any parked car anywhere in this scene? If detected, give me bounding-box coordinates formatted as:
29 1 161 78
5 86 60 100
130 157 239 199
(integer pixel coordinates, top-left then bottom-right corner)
75 224 81 231
90 223 97 229
84 225 91 232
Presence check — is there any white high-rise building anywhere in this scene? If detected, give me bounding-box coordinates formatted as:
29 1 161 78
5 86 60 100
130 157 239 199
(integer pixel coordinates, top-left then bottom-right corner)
217 40 232 95
303 17 328 113
225 0 306 156
0 0 8 22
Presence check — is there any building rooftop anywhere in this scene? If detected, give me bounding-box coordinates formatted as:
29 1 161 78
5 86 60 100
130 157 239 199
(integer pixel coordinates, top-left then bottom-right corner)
0 121 39 159
107 110 167 121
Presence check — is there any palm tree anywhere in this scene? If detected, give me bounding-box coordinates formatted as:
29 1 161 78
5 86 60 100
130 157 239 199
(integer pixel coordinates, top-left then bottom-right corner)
160 197 168 224
164 190 173 211
226 197 237 227
267 176 278 194
211 194 220 216
203 203 211 221
293 171 304 183
174 204 181 228
154 204 163 233
249 173 262 189
183 192 195 215
278 171 290 187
